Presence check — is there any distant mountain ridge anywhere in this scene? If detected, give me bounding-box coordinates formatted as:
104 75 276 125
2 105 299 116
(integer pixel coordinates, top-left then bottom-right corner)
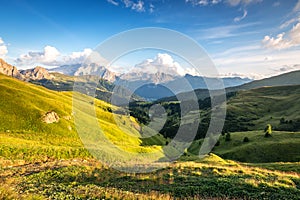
159 69 300 102
0 58 53 81
0 59 142 103
3 58 299 102
50 63 253 100
50 63 117 82
233 70 300 90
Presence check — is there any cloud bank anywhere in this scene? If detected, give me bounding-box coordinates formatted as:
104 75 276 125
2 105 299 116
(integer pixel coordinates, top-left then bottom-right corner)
130 53 200 76
263 22 300 50
15 46 93 68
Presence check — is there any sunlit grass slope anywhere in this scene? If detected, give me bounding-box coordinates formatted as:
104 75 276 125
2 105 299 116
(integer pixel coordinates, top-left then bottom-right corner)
1 154 300 199
0 74 162 161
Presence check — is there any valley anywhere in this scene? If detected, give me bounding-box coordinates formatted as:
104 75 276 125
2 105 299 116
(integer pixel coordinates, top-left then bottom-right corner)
2 1 300 199
0 57 300 199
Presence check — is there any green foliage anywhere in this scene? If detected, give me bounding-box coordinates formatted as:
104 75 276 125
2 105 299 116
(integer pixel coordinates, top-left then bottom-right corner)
225 133 231 141
243 137 249 143
276 118 300 132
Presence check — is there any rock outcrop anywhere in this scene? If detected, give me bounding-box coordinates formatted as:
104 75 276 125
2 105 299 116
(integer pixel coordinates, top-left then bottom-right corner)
42 111 60 124
0 58 23 79
0 58 54 81
20 66 54 81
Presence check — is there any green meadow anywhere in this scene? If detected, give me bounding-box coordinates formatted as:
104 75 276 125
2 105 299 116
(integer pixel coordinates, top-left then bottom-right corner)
0 74 300 199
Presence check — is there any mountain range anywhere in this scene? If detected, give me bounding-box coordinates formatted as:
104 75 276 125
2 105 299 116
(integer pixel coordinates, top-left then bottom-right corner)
0 58 53 81
49 63 252 100
1 58 300 102
159 69 300 102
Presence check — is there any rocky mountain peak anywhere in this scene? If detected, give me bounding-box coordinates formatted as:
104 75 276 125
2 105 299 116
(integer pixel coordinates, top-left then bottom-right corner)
120 71 177 84
52 63 117 82
0 58 23 79
0 58 54 81
20 66 54 81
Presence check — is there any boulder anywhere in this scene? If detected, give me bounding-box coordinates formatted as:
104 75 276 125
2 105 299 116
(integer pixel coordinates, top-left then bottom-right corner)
42 111 59 124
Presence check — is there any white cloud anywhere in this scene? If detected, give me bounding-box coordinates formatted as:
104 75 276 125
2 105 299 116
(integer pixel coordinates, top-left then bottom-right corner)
213 43 300 79
280 17 300 29
16 46 60 66
107 0 119 6
43 46 60 63
294 0 300 12
220 72 264 80
262 22 300 50
0 38 8 58
198 0 209 6
128 53 199 76
186 0 261 6
234 9 248 22
279 1 300 29
186 0 260 22
123 0 132 7
133 53 185 75
149 3 154 13
185 0 222 6
275 64 300 73
107 0 146 12
131 0 145 12
226 0 262 7
262 34 289 50
212 0 222 4
15 46 94 68
63 48 93 65
195 22 259 39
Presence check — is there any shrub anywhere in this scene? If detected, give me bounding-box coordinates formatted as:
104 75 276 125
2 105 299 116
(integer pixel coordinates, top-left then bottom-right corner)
243 137 249 143
225 133 231 142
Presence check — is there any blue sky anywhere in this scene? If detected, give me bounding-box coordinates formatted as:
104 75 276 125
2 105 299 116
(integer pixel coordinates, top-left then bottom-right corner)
0 0 300 79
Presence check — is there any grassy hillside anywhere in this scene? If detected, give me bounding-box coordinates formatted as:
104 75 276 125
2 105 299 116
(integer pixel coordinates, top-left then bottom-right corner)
0 74 163 162
223 85 300 132
236 70 300 90
1 74 300 199
151 85 300 138
212 131 300 163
